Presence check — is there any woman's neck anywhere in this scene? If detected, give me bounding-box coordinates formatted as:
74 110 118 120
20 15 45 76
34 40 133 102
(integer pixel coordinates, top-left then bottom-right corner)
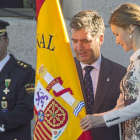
132 30 140 52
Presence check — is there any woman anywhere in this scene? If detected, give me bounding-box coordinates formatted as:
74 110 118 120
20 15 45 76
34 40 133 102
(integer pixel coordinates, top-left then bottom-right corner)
80 3 140 140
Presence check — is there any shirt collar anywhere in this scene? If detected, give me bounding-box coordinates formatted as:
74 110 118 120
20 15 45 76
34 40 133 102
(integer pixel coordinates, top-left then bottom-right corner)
130 48 140 63
80 54 101 70
0 54 10 71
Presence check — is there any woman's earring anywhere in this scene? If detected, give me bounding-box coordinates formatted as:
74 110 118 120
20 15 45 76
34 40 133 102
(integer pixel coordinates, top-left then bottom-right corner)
130 34 132 38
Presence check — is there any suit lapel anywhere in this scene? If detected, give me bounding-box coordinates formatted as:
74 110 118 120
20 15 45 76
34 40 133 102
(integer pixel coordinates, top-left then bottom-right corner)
92 56 113 113
74 58 88 113
0 55 15 85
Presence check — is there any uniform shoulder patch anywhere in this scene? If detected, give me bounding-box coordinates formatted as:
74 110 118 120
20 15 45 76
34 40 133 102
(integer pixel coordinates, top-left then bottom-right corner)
16 60 31 69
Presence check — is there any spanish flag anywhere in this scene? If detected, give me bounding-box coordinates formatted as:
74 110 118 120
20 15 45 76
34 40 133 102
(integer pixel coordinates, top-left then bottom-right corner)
34 0 87 139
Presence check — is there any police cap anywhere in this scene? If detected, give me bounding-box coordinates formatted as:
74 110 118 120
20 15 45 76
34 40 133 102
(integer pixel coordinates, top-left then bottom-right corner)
0 20 9 37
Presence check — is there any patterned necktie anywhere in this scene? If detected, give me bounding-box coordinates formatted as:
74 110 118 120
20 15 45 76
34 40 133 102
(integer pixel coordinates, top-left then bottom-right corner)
84 66 94 114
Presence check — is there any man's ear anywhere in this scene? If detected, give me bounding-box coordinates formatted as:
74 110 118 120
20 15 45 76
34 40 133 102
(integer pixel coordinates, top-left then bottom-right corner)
99 35 104 46
5 38 9 47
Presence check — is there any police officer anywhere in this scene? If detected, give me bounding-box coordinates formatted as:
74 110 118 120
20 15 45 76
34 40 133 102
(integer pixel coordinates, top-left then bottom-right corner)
0 20 35 140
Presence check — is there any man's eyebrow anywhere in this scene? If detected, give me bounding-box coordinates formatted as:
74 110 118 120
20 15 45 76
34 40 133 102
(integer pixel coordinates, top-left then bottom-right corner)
71 38 76 40
71 38 88 41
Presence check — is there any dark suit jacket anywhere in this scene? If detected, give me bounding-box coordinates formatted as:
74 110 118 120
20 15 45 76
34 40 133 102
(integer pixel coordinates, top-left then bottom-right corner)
75 56 126 140
0 54 35 140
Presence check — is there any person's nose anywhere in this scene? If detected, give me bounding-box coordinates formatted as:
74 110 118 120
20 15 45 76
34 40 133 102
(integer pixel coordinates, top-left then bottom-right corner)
77 41 83 51
116 37 120 44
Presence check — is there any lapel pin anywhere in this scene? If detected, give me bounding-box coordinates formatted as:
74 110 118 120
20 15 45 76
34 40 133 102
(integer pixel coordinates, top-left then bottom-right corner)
107 78 110 82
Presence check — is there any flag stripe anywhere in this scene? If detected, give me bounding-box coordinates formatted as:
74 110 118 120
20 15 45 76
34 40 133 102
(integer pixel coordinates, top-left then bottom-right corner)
34 133 38 140
36 128 45 140
36 0 45 20
37 124 51 140
35 129 42 140
43 121 52 134
39 123 52 139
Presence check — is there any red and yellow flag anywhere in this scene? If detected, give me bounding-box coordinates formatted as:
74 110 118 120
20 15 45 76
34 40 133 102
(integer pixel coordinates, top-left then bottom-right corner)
34 0 86 140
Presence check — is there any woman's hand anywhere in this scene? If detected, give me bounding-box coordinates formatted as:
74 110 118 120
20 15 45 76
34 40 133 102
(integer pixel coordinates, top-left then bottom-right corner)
80 114 106 131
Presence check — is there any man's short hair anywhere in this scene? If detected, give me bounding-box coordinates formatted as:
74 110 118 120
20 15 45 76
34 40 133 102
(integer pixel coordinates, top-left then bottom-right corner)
69 10 105 38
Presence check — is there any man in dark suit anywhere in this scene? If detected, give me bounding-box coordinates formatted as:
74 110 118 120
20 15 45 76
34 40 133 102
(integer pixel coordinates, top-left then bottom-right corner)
69 10 126 140
0 20 35 140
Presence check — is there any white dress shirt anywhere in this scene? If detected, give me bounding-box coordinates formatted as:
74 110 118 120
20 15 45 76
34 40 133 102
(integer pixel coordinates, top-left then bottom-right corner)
80 54 101 99
0 54 10 72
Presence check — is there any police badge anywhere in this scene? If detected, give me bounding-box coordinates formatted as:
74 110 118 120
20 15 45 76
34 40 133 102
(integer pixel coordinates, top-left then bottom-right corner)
1 101 7 109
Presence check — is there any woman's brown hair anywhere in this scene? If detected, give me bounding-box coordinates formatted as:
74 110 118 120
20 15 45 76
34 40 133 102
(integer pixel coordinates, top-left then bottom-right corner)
109 3 140 29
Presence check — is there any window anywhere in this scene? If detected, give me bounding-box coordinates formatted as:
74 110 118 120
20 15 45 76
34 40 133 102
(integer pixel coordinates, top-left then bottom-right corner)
0 0 24 8
0 0 36 19
0 0 63 20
